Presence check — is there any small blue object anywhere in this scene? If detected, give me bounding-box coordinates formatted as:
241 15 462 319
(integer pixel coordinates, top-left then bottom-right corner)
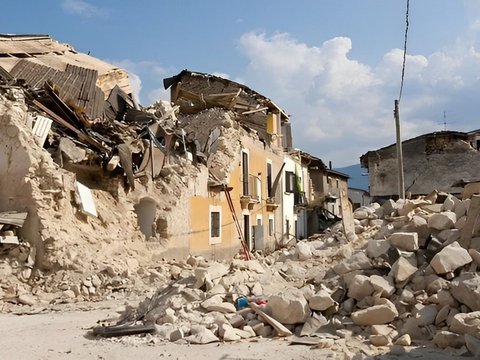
235 296 249 310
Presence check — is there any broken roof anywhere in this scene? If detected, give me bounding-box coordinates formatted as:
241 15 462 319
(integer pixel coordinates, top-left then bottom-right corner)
163 69 290 121
0 34 132 97
360 130 471 167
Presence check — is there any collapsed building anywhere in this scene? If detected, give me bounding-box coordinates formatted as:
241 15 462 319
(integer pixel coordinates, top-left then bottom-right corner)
0 35 350 303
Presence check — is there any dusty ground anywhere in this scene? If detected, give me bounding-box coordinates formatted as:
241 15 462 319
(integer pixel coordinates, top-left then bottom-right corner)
0 300 469 360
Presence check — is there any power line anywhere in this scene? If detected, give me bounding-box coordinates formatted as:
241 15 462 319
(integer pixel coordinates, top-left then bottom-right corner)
398 0 410 103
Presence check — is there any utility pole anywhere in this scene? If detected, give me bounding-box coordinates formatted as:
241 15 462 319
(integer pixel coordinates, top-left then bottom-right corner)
394 100 405 200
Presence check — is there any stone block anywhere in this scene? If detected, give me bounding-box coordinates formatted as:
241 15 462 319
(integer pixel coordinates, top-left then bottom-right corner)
348 274 374 301
351 299 398 325
369 275 395 297
390 257 417 283
394 334 411 346
450 311 480 336
206 302 236 314
465 334 480 357
433 330 465 349
451 273 480 311
333 252 372 275
309 288 336 311
389 232 419 251
414 304 437 326
428 211 456 230
296 241 312 261
366 239 391 259
430 241 472 274
469 249 480 267
369 334 389 346
267 288 311 324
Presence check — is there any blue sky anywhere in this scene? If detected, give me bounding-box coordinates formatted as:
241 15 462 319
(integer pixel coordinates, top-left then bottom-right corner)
2 1 480 166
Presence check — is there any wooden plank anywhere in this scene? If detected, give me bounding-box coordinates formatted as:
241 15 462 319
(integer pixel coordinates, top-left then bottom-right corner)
249 302 292 337
32 99 109 152
460 194 480 248
0 211 28 227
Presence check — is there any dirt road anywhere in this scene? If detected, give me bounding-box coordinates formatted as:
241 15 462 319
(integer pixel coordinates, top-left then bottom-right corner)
0 302 468 360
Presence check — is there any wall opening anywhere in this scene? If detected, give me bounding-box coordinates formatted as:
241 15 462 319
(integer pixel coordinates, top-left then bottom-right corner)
134 197 157 240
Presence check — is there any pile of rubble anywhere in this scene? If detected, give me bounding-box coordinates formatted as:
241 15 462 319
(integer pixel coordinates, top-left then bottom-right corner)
93 192 480 357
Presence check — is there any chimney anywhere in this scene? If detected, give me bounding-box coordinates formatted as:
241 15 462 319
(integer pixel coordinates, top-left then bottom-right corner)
329 161 332 169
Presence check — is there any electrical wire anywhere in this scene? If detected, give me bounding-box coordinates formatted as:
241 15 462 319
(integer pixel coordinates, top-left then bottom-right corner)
398 0 410 103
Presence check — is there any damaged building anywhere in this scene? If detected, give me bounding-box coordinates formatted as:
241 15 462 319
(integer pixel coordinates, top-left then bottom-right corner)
0 35 347 301
360 130 480 201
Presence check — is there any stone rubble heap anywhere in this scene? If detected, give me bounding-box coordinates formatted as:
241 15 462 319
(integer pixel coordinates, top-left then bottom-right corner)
101 191 480 357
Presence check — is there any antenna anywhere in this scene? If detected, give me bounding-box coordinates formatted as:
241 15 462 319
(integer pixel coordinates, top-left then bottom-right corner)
443 111 447 131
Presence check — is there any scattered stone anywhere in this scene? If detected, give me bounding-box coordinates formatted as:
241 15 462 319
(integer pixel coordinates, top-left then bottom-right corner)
450 273 480 311
449 311 480 336
170 328 184 342
389 232 419 252
428 211 456 230
366 239 391 259
390 257 417 283
351 299 398 325
433 330 465 349
430 241 472 274
18 294 36 306
267 289 311 324
394 334 411 346
369 275 395 297
296 242 312 261
309 288 336 311
185 328 219 344
333 252 372 275
369 334 389 346
465 334 480 357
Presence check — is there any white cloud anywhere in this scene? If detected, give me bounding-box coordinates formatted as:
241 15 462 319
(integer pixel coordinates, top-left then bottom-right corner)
237 30 480 166
61 0 102 18
110 59 173 105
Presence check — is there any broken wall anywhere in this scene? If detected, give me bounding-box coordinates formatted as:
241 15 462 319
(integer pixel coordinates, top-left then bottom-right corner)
366 135 480 198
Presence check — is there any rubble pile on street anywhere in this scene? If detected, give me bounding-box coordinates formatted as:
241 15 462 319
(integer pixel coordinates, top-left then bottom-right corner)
92 191 480 357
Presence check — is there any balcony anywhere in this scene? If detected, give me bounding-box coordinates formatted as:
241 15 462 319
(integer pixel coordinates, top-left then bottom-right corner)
240 174 261 209
294 191 307 208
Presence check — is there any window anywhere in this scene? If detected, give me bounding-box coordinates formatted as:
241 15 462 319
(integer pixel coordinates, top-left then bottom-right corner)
285 171 296 193
209 206 221 244
243 214 251 250
242 152 249 196
268 218 274 236
267 162 272 198
210 212 220 238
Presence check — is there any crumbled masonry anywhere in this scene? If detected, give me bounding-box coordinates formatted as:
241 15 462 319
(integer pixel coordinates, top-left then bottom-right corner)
89 192 480 357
